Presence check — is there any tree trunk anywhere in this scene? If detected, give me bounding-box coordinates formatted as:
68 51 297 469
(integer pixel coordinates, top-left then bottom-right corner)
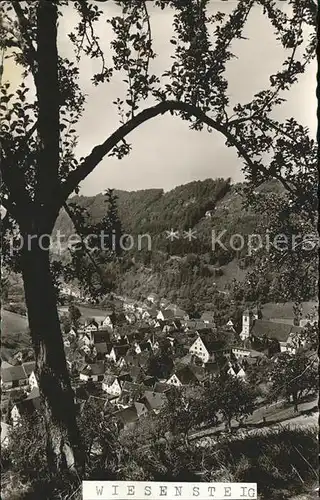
21 238 84 475
293 393 299 413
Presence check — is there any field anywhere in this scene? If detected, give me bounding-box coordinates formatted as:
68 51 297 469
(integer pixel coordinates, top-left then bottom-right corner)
262 301 317 319
59 305 107 321
1 309 30 359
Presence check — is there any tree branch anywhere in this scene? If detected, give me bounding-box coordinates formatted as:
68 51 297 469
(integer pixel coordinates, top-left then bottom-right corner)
62 202 109 290
12 2 37 74
60 100 296 204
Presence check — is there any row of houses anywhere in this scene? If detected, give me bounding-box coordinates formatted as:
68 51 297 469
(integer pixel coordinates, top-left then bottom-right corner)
2 299 315 439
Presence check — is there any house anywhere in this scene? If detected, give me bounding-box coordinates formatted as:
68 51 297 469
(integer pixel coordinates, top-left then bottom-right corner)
95 342 111 361
1 421 12 449
205 209 215 218
91 329 111 345
189 336 217 364
1 360 13 369
173 308 189 320
118 382 149 406
162 324 175 334
154 319 165 330
78 332 91 346
146 336 160 352
141 310 151 321
135 322 150 334
125 312 137 324
227 362 246 379
160 298 170 308
84 319 99 333
134 401 149 419
125 366 145 383
102 374 131 396
225 320 237 333
165 305 189 320
123 299 136 312
157 309 174 322
78 342 91 356
189 364 208 384
136 351 150 368
120 330 136 344
183 320 208 332
169 319 182 331
101 311 117 330
148 306 159 318
69 327 77 338
231 346 252 359
1 364 29 391
166 366 198 387
116 356 127 370
268 317 295 326
153 382 172 394
250 320 304 353
141 391 167 414
11 387 41 426
123 354 140 368
284 326 307 353
200 311 215 324
134 341 152 355
135 304 145 315
195 326 215 337
23 362 38 390
114 406 139 430
147 293 158 304
79 362 105 382
106 345 130 363
174 353 195 367
143 375 156 387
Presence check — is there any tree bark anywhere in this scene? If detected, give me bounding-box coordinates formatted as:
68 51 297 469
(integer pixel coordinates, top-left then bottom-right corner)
21 237 84 475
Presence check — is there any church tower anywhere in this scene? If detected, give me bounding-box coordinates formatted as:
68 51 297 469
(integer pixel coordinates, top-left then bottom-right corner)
240 309 254 340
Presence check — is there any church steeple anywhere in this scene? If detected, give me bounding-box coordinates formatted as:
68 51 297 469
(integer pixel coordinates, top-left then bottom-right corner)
240 309 254 340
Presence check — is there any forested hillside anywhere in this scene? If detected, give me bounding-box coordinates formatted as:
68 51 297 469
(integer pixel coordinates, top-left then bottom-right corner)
53 178 302 318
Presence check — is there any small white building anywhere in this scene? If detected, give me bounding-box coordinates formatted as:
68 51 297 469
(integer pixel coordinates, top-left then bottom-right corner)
79 363 105 383
147 293 158 304
102 376 122 397
227 364 246 380
231 347 251 359
205 209 215 218
102 312 116 330
166 373 182 387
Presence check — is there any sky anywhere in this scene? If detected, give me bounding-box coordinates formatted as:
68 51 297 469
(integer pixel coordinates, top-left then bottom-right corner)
3 1 317 196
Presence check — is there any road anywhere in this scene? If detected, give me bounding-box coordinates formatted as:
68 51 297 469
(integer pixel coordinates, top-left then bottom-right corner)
189 397 318 444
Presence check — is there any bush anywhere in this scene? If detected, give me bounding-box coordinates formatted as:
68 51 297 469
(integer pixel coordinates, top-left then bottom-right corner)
206 426 318 499
3 413 80 499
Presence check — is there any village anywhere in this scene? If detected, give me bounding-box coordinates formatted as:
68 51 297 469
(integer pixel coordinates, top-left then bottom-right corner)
1 290 314 446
